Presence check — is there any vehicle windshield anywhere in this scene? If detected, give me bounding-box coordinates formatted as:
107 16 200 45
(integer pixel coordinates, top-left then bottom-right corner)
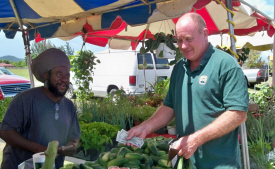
0 68 14 75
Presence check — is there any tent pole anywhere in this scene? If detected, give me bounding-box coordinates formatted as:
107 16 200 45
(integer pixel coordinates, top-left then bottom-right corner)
142 24 151 92
225 0 250 168
273 3 275 87
9 0 35 88
23 31 35 88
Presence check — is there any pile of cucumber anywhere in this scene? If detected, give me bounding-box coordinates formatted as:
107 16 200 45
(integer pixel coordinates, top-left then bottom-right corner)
63 136 174 169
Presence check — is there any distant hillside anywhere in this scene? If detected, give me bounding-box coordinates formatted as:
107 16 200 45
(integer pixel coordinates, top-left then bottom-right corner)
0 55 24 62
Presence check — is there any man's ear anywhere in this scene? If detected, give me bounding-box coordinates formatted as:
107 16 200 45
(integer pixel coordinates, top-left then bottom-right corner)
43 72 49 82
203 28 209 38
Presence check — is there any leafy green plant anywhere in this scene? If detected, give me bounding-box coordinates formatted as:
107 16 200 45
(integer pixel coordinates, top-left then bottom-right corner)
246 112 275 168
249 84 275 114
148 78 170 96
131 105 157 122
75 95 133 130
79 121 121 152
215 46 249 64
0 97 13 122
139 32 184 65
69 50 100 100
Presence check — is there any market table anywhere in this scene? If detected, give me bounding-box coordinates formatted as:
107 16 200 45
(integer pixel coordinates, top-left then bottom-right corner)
146 133 176 139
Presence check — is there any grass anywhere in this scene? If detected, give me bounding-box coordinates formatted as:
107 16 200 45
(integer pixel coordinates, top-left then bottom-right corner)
7 68 30 79
7 68 43 86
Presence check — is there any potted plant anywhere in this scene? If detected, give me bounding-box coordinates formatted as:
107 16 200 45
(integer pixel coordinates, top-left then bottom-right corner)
167 118 176 135
139 32 184 65
73 121 121 161
132 105 157 126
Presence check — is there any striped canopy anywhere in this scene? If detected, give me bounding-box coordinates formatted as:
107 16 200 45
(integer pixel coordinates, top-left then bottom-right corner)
0 0 274 49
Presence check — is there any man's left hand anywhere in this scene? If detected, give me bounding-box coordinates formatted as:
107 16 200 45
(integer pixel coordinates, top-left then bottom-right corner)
173 134 200 159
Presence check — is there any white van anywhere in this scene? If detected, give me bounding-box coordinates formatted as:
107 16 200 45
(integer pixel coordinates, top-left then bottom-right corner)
77 49 172 97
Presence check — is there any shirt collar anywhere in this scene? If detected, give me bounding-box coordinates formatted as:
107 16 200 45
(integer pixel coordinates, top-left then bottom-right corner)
182 43 214 70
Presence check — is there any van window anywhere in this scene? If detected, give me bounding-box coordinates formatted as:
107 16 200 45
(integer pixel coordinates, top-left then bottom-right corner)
153 54 170 69
137 53 154 69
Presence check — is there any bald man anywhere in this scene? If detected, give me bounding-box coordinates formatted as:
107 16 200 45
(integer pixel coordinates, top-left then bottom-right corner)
0 48 81 169
127 13 248 168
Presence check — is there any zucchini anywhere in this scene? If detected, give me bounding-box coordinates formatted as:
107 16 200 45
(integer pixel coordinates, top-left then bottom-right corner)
141 154 153 166
72 165 81 169
117 147 128 158
79 164 93 169
84 161 94 167
158 159 172 168
125 153 144 160
144 147 150 154
111 148 120 153
110 153 117 160
141 140 148 149
158 151 166 157
102 152 111 162
148 141 159 156
98 156 108 167
107 158 128 168
123 159 141 166
150 156 162 165
160 154 169 160
157 143 169 152
134 148 145 154
91 164 106 169
140 164 146 169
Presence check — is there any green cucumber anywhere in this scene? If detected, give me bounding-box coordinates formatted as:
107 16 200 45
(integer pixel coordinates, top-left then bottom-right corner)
134 148 145 154
157 143 169 152
125 153 144 160
102 152 111 162
158 159 172 168
160 154 169 160
148 141 159 156
110 148 120 153
158 151 166 157
110 153 117 160
79 164 93 169
72 165 81 169
107 158 128 168
123 159 141 166
141 154 153 166
117 147 128 158
150 156 162 165
84 161 94 167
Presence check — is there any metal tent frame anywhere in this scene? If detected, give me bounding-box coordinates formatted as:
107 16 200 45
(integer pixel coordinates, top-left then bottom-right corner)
6 0 275 168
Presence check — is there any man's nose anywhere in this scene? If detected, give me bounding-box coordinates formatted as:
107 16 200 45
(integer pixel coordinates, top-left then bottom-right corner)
60 76 69 82
179 42 188 49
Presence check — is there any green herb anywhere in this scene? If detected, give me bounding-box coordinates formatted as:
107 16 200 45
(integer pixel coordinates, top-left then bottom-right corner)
79 121 121 152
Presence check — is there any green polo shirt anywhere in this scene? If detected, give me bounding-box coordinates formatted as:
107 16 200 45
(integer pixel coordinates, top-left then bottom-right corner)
163 43 248 169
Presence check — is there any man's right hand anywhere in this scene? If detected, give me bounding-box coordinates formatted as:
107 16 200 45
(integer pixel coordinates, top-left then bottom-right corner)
126 124 147 146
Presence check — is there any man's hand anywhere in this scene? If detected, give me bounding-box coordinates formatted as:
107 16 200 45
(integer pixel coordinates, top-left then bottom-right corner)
173 134 200 159
58 145 75 156
126 125 147 147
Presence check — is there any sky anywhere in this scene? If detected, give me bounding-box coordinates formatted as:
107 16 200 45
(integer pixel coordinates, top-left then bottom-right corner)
0 0 274 61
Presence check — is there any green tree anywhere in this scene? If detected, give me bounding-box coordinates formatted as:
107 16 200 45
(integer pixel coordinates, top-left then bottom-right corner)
63 42 74 56
11 61 27 67
0 60 2 63
3 60 10 64
28 40 74 61
243 50 266 69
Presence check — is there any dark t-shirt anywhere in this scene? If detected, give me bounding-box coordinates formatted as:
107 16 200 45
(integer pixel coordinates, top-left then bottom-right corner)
0 87 81 169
